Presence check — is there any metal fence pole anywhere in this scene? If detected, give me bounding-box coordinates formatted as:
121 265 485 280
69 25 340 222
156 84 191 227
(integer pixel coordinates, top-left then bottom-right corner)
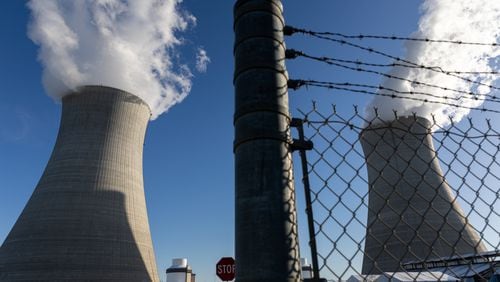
291 119 321 281
234 0 301 281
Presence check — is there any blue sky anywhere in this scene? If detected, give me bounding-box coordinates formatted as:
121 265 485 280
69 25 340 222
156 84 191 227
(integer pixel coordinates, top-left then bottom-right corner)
1 1 497 281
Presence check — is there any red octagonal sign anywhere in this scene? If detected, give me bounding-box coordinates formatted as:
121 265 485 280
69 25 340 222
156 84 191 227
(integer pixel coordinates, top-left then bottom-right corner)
216 257 235 281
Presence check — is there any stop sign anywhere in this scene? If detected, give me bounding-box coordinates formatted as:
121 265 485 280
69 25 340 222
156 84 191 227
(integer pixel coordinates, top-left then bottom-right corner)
216 257 235 281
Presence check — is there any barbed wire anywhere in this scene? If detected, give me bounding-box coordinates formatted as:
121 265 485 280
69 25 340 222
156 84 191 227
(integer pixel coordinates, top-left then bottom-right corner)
284 27 500 91
288 79 500 105
284 26 499 47
286 49 500 101
286 28 419 66
299 118 500 139
288 79 500 115
285 50 500 75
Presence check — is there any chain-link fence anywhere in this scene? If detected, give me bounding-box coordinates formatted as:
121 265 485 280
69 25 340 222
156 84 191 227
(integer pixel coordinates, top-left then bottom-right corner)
292 105 500 281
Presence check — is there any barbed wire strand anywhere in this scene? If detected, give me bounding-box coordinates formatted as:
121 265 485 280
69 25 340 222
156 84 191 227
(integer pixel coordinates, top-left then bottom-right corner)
285 26 499 47
286 49 500 101
289 80 500 115
284 27 500 91
316 31 498 47
286 50 499 75
290 79 500 105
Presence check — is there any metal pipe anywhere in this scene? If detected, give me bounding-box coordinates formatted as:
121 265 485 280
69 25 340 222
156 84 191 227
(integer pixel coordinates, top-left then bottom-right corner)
291 119 320 281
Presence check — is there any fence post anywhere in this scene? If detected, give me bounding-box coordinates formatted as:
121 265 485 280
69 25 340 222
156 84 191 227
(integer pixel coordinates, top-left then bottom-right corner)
233 0 301 281
290 119 321 281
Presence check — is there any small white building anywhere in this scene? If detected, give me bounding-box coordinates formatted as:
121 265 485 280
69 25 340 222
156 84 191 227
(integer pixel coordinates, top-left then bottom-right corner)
301 258 313 279
166 258 195 282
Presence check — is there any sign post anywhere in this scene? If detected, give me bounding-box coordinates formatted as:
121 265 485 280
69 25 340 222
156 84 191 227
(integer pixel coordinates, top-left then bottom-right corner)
216 257 235 281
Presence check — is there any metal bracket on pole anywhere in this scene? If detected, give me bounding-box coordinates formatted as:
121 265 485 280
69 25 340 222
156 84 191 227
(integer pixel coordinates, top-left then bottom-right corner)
291 119 313 152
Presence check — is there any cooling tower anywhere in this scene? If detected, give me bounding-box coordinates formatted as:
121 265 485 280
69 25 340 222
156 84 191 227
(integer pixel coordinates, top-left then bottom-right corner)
0 86 159 281
360 116 486 274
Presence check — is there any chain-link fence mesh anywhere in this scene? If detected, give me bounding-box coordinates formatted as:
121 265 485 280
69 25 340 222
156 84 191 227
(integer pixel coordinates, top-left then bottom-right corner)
293 105 500 281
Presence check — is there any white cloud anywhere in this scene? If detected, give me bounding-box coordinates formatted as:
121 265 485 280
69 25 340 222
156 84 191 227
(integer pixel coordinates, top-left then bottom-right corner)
365 0 500 127
195 48 210 73
27 0 195 119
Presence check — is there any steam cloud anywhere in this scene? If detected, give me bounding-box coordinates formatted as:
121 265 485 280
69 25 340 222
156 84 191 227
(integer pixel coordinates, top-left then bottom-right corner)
27 0 196 119
195 48 210 73
366 0 500 127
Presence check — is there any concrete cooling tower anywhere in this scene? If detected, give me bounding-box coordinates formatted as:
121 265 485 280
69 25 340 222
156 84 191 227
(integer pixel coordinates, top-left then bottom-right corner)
360 116 486 274
0 86 159 281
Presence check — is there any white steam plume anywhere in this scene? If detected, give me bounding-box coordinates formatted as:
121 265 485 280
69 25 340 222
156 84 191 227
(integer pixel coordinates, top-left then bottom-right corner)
27 0 196 119
366 0 500 127
195 48 210 73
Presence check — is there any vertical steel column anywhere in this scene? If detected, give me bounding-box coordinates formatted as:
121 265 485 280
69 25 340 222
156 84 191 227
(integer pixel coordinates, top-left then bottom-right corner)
290 119 320 281
234 0 301 281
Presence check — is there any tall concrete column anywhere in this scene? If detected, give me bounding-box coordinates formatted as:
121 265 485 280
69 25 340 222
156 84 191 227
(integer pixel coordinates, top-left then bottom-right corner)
234 1 301 281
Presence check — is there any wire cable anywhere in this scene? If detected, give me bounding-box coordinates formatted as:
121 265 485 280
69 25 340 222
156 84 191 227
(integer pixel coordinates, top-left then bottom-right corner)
285 27 500 91
286 50 500 101
289 79 500 115
285 26 499 47
285 50 499 75
289 79 500 105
